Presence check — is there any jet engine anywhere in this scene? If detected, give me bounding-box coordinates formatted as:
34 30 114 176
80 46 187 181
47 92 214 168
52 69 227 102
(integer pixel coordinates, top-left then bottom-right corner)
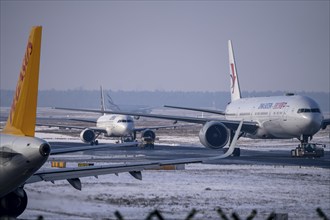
140 129 156 142
80 128 96 144
199 121 229 149
139 129 156 148
0 189 28 217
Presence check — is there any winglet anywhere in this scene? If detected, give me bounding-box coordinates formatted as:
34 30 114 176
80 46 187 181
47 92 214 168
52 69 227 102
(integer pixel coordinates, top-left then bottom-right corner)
2 26 42 137
228 40 241 102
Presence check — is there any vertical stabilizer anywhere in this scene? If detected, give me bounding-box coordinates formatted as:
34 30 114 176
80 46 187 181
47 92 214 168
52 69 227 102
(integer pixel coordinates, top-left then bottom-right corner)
2 26 42 137
100 85 106 114
228 40 241 101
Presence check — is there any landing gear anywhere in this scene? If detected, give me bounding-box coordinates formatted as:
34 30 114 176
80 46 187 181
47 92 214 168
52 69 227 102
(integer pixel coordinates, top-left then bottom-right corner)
226 129 243 157
0 189 28 217
291 143 325 158
222 147 240 157
90 133 101 145
121 134 135 143
233 148 240 157
91 140 99 146
291 135 325 158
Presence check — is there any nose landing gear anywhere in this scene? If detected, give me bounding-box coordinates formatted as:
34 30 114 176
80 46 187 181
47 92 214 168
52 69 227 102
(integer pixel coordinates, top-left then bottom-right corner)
291 135 325 158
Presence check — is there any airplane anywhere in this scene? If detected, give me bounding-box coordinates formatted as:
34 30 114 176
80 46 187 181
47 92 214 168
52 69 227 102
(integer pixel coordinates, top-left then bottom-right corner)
56 40 330 156
0 26 243 217
38 86 181 147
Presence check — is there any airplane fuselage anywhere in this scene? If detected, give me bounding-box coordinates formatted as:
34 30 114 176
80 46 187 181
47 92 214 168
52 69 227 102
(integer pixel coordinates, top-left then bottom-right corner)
96 114 135 137
225 95 323 139
0 134 50 197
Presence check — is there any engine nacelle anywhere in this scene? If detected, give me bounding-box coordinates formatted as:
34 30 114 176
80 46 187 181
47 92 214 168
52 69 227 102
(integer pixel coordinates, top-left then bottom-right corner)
140 129 156 142
199 121 229 149
0 189 28 217
80 129 96 143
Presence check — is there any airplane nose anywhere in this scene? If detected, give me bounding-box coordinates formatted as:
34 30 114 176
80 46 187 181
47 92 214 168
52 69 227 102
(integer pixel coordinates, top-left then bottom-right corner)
301 114 323 135
119 124 133 135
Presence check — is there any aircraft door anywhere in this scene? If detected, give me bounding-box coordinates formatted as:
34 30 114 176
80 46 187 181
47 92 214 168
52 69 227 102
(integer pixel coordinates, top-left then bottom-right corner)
282 105 289 121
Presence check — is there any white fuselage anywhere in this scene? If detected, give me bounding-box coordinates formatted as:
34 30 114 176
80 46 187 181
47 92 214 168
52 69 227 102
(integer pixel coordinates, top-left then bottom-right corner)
0 134 50 197
96 114 135 137
225 95 323 139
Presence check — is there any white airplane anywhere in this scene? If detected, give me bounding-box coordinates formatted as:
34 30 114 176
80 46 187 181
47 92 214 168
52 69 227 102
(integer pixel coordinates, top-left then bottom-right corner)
41 87 179 146
0 27 242 217
56 40 329 156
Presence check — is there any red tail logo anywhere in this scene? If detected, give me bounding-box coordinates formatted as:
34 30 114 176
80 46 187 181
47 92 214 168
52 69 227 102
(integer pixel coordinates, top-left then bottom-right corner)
230 63 236 94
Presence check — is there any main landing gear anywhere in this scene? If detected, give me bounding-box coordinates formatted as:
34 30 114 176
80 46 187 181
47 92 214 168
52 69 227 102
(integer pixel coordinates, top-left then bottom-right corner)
90 140 99 145
223 147 240 157
224 129 243 157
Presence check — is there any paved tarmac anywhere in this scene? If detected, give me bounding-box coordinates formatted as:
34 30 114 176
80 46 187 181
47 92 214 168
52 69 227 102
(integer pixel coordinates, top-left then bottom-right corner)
50 142 330 169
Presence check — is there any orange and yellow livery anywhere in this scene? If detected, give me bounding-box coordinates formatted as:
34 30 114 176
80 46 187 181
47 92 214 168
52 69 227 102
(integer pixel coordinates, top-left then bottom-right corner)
2 26 42 137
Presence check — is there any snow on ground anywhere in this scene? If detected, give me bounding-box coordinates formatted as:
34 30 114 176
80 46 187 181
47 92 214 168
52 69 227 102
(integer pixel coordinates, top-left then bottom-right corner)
19 130 330 219
21 164 330 220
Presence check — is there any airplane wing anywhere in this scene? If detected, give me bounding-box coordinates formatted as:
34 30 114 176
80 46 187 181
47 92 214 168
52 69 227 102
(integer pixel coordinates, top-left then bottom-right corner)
50 142 138 155
36 123 107 134
36 123 86 130
26 120 243 190
164 105 226 115
69 118 97 124
322 118 330 129
133 124 190 132
25 159 199 189
55 107 258 134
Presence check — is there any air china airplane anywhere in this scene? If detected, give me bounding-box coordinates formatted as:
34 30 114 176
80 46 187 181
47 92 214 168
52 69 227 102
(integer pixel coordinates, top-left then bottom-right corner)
56 40 329 156
0 26 242 217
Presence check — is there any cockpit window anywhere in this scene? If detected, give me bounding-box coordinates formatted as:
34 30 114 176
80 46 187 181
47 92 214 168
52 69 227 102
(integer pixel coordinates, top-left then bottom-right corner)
311 108 321 113
118 119 133 123
297 109 310 113
297 108 320 113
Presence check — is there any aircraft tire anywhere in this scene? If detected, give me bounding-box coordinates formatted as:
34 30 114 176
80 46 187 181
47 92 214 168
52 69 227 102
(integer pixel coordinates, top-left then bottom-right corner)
233 148 240 157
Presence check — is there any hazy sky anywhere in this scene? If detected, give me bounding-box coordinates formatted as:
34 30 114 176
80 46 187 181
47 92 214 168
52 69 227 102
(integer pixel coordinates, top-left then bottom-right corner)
1 1 329 92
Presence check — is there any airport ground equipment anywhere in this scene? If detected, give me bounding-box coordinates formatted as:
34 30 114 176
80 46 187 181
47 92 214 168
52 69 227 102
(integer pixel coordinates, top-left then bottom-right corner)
291 143 325 158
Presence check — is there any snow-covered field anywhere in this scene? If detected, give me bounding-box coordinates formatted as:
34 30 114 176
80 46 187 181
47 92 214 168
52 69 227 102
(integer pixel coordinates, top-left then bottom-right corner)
21 164 330 220
19 130 330 220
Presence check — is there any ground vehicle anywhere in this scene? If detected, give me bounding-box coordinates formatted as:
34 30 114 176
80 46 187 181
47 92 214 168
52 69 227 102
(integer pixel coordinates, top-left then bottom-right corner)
291 143 325 157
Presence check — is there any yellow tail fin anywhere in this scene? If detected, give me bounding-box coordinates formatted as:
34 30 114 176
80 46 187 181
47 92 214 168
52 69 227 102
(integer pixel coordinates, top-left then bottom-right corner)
2 26 42 137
